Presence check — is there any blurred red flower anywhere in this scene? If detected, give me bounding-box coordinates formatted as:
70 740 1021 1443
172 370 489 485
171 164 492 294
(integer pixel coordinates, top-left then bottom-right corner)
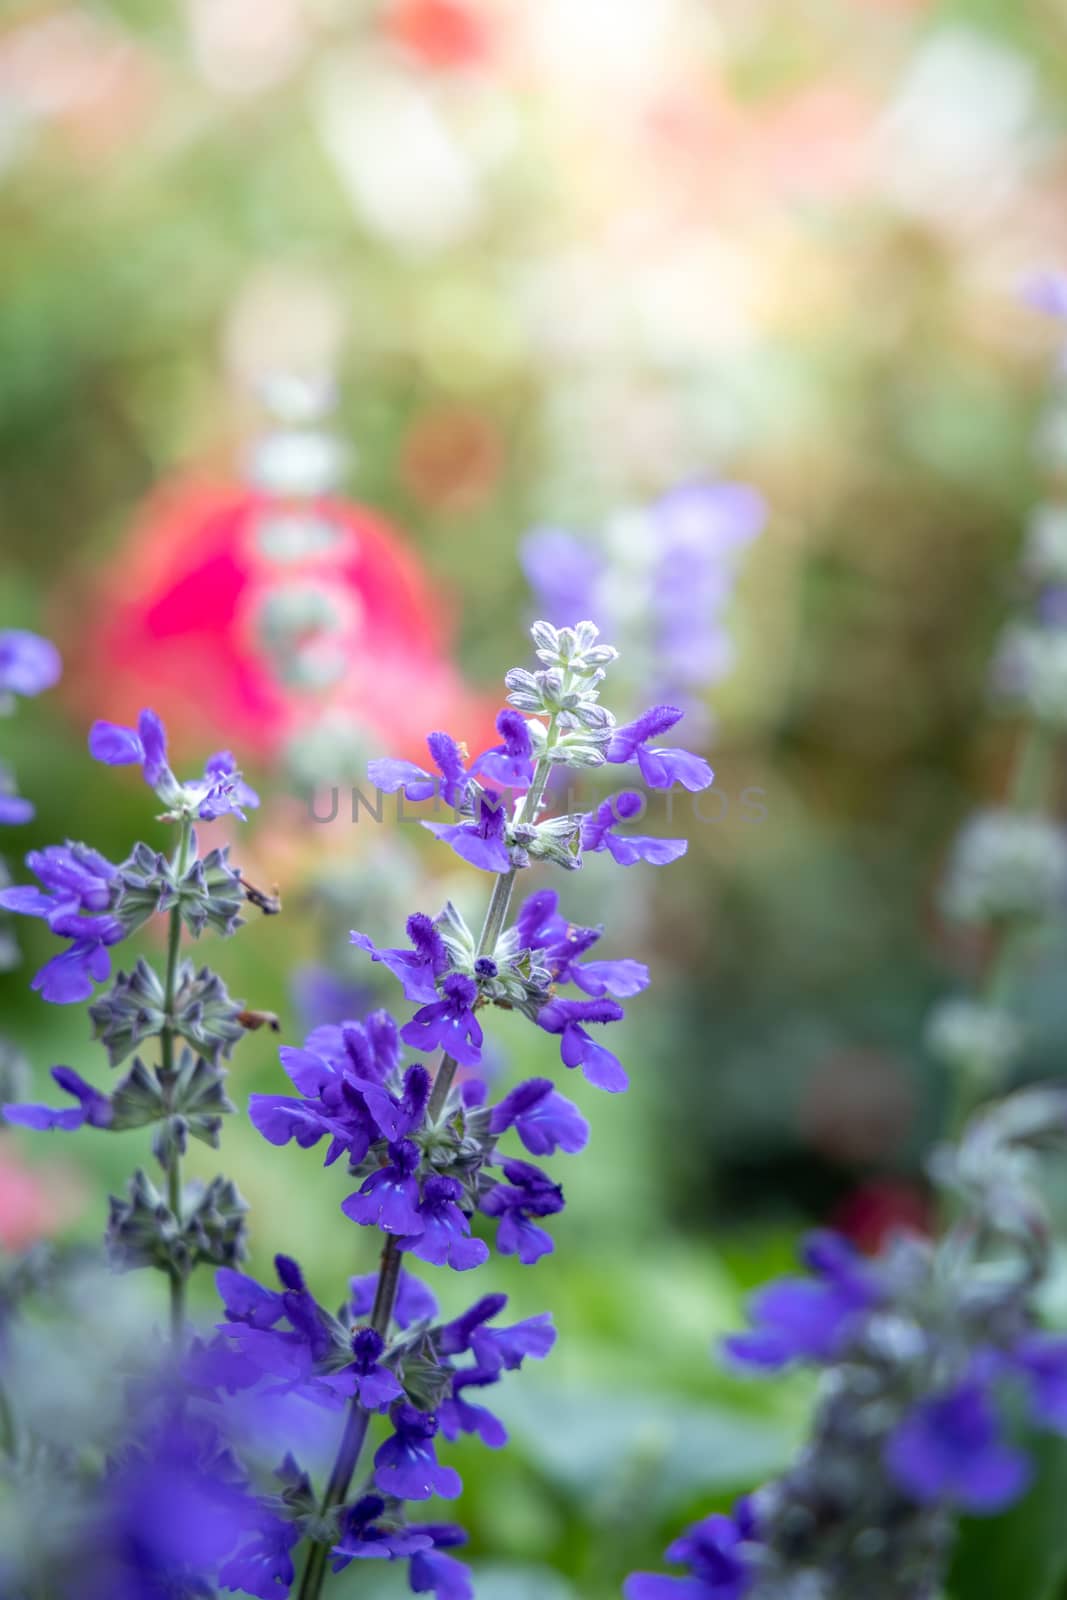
60 479 497 765
382 0 493 70
0 1144 74 1251
831 1178 934 1255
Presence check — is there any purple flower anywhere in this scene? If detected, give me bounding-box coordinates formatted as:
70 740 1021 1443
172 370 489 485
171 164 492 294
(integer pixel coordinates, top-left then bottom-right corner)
400 1175 490 1271
351 913 451 1002
490 1077 589 1156
351 1268 439 1330
250 1015 404 1165
326 1327 405 1411
342 1139 424 1235
0 840 126 1003
409 1528 474 1600
536 995 628 1092
437 1300 555 1375
330 1495 434 1570
195 750 260 821
435 1293 508 1357
626 1512 753 1600
201 1257 349 1404
605 705 713 792
0 630 61 700
1010 1333 1067 1431
373 1405 462 1501
401 974 483 1068
368 731 470 810
723 1232 879 1370
514 888 649 998
520 528 603 625
480 1159 564 1265
3 1065 112 1131
89 709 258 820
423 795 511 874
582 793 688 868
219 1512 301 1598
471 709 535 789
438 1369 507 1449
360 1064 432 1144
886 1382 1031 1513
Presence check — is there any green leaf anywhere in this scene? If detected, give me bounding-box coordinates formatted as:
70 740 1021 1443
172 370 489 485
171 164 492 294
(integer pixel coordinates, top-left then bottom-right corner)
949 1433 1067 1600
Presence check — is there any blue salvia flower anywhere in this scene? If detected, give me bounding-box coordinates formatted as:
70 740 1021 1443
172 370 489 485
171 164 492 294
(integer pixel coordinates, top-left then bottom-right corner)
237 618 714 1599
1 707 272 1349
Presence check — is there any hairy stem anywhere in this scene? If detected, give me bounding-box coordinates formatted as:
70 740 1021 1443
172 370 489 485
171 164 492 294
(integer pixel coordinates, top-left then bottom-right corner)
162 816 193 1343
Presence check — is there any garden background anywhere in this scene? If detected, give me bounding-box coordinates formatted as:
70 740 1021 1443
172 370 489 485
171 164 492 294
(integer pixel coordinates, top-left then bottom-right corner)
3 1 1067 1595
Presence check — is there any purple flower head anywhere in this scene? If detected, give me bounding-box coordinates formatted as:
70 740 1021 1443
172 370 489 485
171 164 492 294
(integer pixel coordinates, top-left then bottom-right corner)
471 709 535 789
410 1541 474 1600
423 793 510 874
536 995 628 1092
373 1405 462 1502
481 1158 564 1265
652 482 764 560
436 1293 509 1358
0 630 61 700
400 1175 490 1272
3 1065 112 1132
520 527 604 626
350 913 451 1003
1010 1333 1067 1432
352 1268 439 1329
216 1267 288 1330
582 793 688 869
438 1368 508 1449
342 1139 424 1235
195 750 261 821
368 731 470 810
360 1064 432 1145
462 1311 556 1376
401 974 484 1068
219 1511 301 1598
723 1231 880 1371
327 1327 405 1411
514 888 649 999
251 1011 408 1165
605 705 713 793
626 1512 753 1600
0 841 126 1002
102 1409 258 1586
89 709 258 820
490 1077 589 1156
886 1381 1031 1513
330 1495 434 1571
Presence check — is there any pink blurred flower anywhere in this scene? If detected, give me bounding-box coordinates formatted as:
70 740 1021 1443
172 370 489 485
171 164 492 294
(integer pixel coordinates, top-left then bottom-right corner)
59 479 497 765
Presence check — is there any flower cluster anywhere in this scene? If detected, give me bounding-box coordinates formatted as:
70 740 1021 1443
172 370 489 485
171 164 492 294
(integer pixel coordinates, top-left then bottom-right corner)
630 278 1067 1600
0 628 61 1100
629 1088 1067 1600
222 617 712 1599
0 707 271 1333
522 484 763 739
0 629 60 827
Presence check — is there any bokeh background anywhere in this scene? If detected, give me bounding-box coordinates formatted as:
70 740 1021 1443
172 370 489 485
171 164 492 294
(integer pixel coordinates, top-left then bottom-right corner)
4 0 1067 1595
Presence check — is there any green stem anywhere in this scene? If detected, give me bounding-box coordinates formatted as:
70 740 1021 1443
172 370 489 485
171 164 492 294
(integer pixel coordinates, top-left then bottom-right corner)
296 720 561 1599
162 816 193 1343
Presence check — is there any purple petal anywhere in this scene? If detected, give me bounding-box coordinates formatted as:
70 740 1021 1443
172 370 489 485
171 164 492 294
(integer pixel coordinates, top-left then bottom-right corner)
88 721 144 767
